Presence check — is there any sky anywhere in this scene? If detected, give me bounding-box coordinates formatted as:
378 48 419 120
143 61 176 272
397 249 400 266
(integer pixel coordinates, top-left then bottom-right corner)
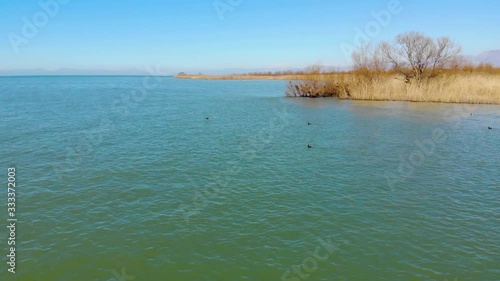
0 0 499 75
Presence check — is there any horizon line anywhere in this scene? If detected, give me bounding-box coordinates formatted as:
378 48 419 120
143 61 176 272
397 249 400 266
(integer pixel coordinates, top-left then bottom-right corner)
0 74 175 77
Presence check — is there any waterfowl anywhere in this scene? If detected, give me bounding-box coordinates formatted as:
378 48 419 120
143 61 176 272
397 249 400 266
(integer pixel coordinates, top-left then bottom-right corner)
488 126 493 130
308 122 312 125
307 145 312 148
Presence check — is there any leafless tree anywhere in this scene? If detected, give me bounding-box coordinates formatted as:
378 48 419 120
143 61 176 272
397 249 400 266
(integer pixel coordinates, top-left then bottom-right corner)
378 32 462 85
305 64 322 75
352 43 386 82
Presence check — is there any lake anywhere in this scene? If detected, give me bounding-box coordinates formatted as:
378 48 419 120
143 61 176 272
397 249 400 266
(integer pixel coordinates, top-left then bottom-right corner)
0 76 499 281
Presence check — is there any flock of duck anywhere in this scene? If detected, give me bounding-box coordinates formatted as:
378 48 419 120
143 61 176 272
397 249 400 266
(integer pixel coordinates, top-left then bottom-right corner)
204 116 493 149
307 122 313 148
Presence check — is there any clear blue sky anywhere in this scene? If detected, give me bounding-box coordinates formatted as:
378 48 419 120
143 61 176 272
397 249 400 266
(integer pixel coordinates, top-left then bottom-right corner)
1 0 499 74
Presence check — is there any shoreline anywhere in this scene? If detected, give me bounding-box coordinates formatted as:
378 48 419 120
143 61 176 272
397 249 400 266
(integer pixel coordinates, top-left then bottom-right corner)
175 74 310 80
175 74 500 105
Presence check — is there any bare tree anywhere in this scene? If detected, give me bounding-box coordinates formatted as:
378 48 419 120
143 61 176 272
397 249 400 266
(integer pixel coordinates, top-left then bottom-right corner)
352 43 386 82
305 64 322 75
378 32 461 85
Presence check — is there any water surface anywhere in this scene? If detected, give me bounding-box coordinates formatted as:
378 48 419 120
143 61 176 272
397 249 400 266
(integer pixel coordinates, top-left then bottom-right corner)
0 76 499 281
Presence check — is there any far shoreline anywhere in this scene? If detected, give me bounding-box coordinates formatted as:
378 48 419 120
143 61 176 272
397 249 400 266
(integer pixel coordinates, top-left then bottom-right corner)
175 74 500 105
175 74 306 80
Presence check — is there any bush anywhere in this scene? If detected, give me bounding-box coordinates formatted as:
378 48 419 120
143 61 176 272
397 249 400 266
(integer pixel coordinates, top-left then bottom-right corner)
286 79 350 98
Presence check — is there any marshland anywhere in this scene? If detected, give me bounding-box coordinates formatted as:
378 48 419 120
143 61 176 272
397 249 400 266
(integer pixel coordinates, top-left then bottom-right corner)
178 32 500 104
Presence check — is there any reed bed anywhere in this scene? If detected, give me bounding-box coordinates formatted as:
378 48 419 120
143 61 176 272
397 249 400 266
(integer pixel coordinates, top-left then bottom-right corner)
177 68 500 104
286 72 500 104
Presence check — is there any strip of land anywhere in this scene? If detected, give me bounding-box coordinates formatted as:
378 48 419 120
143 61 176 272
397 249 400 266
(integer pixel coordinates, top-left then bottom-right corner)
175 74 309 80
176 32 500 104
176 72 500 104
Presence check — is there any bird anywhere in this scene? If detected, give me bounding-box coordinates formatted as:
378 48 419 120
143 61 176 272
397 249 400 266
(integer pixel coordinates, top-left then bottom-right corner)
470 113 474 116
307 144 312 149
308 122 312 125
205 117 209 120
488 126 493 130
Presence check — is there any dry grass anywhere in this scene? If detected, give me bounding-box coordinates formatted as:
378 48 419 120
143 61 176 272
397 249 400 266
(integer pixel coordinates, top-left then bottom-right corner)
346 73 500 104
176 70 500 104
285 71 500 104
176 74 311 80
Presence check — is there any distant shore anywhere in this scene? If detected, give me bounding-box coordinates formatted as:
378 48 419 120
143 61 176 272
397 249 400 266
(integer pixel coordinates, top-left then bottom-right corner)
175 73 500 105
175 74 312 80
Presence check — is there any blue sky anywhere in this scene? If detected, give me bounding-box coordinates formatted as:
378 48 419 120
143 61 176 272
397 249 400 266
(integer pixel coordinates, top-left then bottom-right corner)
0 0 499 74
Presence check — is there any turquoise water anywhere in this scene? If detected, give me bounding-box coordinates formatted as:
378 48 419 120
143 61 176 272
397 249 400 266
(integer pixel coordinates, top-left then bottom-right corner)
0 76 499 281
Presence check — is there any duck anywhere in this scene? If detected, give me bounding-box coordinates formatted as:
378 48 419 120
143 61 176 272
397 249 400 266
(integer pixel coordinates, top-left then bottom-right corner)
307 144 312 149
488 126 493 130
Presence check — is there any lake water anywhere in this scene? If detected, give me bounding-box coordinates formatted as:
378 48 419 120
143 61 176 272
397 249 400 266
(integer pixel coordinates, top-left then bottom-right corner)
0 76 499 281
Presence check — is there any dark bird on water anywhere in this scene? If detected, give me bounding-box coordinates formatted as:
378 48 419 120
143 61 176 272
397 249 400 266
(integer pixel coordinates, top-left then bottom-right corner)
307 145 312 149
308 122 312 125
488 126 493 130
205 117 209 120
